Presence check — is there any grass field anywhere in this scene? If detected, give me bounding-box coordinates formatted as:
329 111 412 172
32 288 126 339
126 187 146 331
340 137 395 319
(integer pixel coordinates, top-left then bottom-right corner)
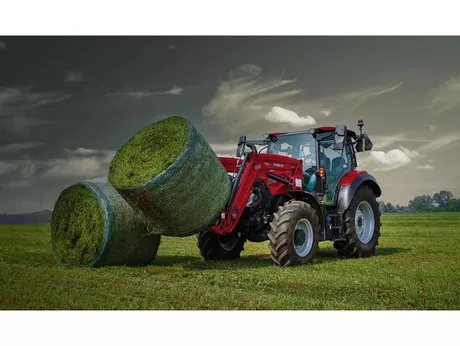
1 213 459 310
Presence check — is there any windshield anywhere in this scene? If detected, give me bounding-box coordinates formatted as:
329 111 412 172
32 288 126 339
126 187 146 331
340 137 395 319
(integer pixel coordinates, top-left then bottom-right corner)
267 133 317 171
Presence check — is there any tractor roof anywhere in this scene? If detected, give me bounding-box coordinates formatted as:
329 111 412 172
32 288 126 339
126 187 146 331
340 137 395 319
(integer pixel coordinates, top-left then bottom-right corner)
271 126 357 139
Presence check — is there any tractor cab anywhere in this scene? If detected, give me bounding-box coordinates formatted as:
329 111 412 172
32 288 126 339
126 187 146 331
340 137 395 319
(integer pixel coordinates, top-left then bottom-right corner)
266 131 319 191
265 120 373 204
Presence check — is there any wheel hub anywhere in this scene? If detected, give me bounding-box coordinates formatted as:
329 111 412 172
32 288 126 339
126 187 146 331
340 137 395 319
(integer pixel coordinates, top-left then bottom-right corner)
292 219 314 257
355 201 375 244
218 235 239 251
294 230 306 246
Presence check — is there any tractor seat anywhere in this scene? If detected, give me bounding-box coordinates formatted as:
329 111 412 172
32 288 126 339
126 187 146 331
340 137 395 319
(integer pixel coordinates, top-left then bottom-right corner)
326 157 343 189
331 157 345 175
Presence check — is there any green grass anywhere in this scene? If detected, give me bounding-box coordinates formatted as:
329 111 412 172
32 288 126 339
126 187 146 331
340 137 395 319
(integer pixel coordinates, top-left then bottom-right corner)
108 116 189 189
1 213 460 310
50 184 105 266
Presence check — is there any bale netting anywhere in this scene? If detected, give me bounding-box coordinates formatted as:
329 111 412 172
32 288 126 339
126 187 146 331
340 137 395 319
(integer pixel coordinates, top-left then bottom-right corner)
108 116 232 237
50 180 161 267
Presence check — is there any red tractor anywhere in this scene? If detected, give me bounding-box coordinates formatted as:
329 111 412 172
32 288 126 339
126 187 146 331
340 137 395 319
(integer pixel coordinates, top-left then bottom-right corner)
197 120 381 266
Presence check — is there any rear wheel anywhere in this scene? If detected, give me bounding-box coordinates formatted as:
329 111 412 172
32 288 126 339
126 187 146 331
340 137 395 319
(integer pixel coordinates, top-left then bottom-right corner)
334 185 381 257
268 200 320 267
197 230 246 260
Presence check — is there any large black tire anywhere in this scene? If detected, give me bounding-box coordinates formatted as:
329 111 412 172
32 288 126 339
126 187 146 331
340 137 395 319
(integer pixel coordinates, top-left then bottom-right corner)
333 185 381 258
197 230 246 261
268 200 320 267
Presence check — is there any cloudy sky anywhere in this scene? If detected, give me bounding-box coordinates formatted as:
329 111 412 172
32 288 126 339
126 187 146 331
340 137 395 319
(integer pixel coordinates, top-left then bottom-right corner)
1 36 460 213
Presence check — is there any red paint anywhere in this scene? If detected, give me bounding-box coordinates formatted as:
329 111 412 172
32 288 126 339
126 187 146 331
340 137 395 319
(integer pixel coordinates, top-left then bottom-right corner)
339 170 367 186
318 126 336 131
219 157 240 173
211 152 304 236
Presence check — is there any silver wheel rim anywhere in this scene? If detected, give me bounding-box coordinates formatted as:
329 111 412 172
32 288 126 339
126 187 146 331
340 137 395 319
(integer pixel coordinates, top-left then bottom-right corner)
293 218 314 257
218 236 239 251
355 201 375 244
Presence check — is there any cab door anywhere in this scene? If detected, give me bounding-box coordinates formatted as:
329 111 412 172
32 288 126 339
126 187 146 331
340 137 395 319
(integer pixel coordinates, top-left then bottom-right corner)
319 138 353 205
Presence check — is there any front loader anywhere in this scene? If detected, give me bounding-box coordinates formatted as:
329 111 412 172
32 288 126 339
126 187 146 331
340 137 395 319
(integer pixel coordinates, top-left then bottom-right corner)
197 119 382 267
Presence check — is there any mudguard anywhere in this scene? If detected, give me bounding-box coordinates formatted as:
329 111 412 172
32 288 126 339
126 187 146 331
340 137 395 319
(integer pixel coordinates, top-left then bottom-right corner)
336 171 381 213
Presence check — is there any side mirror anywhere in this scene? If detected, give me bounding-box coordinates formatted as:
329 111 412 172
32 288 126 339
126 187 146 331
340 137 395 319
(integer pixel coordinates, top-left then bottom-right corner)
333 125 347 151
236 135 246 157
355 133 373 152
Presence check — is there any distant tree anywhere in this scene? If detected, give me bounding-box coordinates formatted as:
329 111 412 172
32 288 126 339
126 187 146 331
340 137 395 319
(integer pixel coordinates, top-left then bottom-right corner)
376 191 459 213
395 204 404 213
385 203 396 213
407 200 414 211
448 198 460 212
433 190 454 211
378 201 396 213
408 195 435 212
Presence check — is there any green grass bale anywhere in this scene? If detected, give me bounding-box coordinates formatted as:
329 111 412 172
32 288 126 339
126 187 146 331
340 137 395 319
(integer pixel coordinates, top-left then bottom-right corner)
50 180 161 267
108 116 232 237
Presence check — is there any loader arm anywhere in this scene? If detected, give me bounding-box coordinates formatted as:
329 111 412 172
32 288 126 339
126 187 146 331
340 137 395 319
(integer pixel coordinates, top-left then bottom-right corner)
211 153 304 236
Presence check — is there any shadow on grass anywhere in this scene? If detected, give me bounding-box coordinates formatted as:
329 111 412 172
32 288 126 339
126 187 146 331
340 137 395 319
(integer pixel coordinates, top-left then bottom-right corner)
151 247 412 269
375 247 411 256
314 246 411 263
152 254 274 270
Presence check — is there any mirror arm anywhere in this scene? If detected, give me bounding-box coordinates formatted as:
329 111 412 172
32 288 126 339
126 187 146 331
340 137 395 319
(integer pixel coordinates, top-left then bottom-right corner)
351 134 363 144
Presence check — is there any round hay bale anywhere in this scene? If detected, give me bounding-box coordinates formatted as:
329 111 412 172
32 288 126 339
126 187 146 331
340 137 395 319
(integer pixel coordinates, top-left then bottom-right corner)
108 116 231 237
50 180 161 267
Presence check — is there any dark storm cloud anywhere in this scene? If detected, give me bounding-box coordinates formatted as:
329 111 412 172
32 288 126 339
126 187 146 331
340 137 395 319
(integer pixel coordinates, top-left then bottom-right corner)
1 36 460 213
0 86 71 135
0 147 114 191
107 85 184 98
0 142 44 155
65 71 84 82
201 63 405 138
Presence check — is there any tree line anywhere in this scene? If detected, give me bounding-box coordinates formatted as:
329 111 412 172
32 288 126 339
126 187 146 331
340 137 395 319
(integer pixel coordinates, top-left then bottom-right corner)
379 190 460 213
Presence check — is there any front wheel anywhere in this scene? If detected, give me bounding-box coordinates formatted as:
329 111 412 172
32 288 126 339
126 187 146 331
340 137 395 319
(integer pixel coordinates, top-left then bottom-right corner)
197 230 246 261
268 200 320 267
334 185 381 258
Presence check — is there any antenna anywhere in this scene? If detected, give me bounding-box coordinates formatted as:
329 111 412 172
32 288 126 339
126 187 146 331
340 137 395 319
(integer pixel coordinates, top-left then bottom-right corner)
357 119 364 136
